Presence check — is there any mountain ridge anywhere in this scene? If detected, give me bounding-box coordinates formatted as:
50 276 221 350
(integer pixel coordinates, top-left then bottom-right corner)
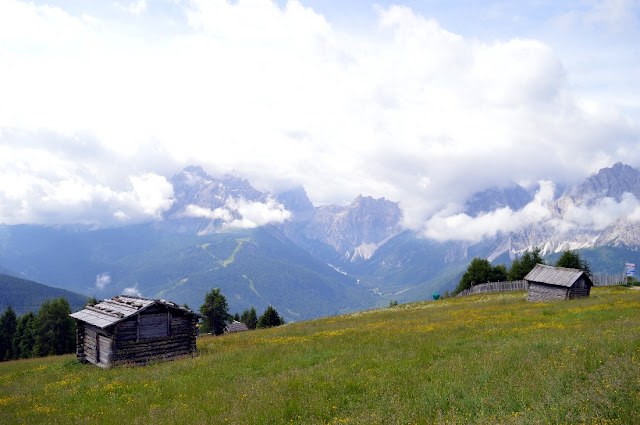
2 162 640 320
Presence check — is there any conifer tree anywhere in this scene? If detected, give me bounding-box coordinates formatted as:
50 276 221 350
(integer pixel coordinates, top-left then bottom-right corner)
258 306 284 328
453 258 508 295
241 307 258 329
556 250 591 274
86 296 99 307
12 311 36 359
508 248 545 280
0 306 17 361
33 298 75 357
247 307 258 329
199 288 231 335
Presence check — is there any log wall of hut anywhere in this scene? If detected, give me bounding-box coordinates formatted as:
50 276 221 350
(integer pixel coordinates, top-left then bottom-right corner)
80 323 114 367
526 282 569 302
112 310 198 366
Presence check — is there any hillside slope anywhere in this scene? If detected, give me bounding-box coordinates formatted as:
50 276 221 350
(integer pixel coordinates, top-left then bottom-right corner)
0 224 378 321
0 274 89 315
1 287 638 424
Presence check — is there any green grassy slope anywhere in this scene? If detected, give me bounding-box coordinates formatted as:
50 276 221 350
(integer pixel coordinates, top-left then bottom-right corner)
1 287 639 424
0 274 89 315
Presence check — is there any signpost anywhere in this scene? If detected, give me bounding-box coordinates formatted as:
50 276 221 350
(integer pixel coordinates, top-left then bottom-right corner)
625 263 635 285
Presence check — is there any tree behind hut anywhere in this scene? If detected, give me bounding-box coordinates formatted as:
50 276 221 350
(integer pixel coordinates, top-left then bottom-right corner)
453 258 508 295
508 248 545 280
33 298 75 357
258 306 284 328
0 306 17 360
241 307 258 329
12 311 36 359
199 288 231 335
556 250 591 274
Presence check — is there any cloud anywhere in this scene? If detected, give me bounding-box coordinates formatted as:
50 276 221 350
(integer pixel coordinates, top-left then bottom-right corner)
224 198 292 230
423 181 556 242
0 159 174 225
94 272 111 290
123 285 142 297
129 174 175 219
184 197 291 231
423 178 640 242
562 192 640 231
183 204 233 222
0 0 637 229
116 0 147 16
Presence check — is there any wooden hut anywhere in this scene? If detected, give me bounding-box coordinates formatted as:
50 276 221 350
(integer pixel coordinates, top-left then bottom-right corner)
525 264 593 302
224 320 249 334
70 295 201 367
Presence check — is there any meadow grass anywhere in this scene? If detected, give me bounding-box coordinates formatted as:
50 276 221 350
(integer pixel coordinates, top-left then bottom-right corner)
1 286 639 424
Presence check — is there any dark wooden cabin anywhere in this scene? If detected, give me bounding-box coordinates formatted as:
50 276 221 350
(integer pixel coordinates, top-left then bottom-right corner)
70 295 201 367
525 264 593 302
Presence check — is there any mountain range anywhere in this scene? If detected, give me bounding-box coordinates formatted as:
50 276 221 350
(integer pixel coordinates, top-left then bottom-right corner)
2 162 640 320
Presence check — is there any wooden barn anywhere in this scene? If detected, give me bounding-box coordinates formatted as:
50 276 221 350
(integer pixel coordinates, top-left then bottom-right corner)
525 264 593 302
70 295 201 367
224 320 249 334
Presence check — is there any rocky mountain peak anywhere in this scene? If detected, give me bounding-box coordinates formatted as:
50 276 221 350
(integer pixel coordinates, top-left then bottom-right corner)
572 162 640 204
170 167 266 211
276 186 315 213
171 165 213 189
464 183 533 216
350 195 392 210
160 167 268 233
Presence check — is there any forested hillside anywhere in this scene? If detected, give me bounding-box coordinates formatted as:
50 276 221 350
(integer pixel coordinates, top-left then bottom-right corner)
0 274 89 315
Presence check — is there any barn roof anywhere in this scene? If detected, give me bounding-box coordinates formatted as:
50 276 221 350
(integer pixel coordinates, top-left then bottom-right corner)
70 295 201 329
225 320 249 333
524 264 592 288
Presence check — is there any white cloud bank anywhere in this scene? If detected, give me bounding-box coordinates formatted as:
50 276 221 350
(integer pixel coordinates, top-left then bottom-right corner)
0 0 638 234
424 181 556 242
562 192 640 232
184 197 291 231
0 160 174 225
423 182 640 243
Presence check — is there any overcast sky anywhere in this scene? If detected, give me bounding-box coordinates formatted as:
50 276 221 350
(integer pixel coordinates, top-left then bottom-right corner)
0 0 639 235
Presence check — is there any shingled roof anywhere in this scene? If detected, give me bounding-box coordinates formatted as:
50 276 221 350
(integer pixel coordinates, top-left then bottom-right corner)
524 264 592 288
70 295 200 329
225 320 249 333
